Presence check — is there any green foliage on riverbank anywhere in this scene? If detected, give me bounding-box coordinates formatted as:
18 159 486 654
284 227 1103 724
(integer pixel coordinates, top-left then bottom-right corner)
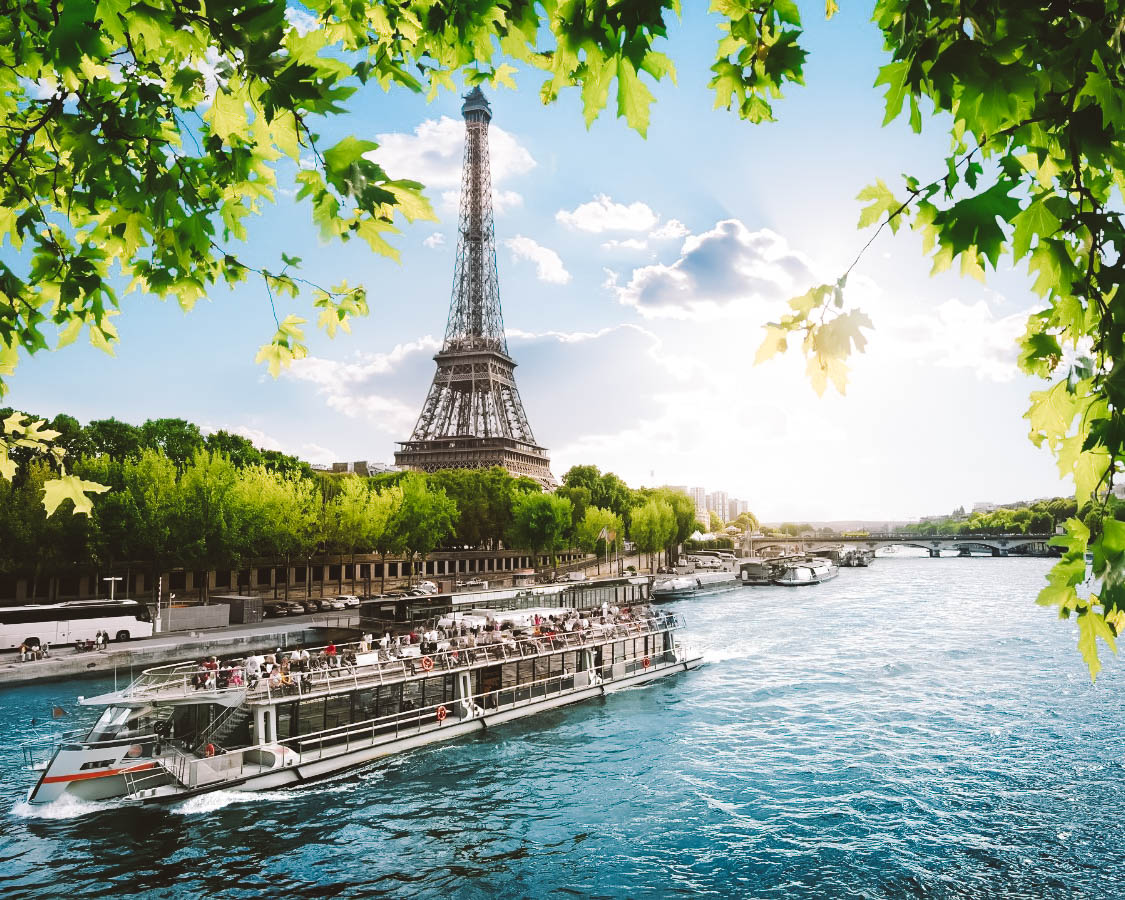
0 411 716 598
899 498 1083 537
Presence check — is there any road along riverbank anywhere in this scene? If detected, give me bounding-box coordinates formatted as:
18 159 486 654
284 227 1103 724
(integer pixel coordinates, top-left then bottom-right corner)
0 614 359 688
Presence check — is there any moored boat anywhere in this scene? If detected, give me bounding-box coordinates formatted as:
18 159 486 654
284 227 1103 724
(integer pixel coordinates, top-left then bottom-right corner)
739 558 779 585
771 559 839 586
25 604 702 807
651 571 738 601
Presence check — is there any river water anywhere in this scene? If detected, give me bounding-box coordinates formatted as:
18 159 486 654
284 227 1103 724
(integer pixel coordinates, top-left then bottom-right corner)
2 556 1122 899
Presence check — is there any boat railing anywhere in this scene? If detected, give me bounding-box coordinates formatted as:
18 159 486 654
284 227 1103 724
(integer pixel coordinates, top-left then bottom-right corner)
280 643 686 762
122 612 685 704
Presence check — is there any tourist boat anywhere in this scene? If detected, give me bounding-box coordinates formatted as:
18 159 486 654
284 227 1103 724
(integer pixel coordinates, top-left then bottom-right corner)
24 606 702 806
651 571 738 601
771 558 839 586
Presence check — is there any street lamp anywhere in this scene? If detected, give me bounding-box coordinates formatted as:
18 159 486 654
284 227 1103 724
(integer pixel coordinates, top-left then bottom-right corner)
103 576 123 602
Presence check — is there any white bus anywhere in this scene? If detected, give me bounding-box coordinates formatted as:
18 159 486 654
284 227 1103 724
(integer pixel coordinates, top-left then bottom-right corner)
0 600 154 650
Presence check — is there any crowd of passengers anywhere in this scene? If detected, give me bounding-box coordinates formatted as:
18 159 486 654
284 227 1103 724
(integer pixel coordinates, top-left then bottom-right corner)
189 643 353 691
185 604 672 692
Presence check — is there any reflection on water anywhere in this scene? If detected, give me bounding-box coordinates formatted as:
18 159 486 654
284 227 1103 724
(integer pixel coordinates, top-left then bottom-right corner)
2 558 1121 898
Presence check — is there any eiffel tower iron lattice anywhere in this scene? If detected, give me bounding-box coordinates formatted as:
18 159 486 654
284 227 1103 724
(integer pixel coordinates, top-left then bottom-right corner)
395 88 554 485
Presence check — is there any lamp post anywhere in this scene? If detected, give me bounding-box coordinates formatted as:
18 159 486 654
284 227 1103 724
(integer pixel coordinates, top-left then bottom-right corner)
103 576 123 602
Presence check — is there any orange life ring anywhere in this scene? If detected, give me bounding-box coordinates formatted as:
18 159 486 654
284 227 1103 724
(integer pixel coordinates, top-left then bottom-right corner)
205 743 215 758
421 655 434 671
642 657 651 669
436 705 448 722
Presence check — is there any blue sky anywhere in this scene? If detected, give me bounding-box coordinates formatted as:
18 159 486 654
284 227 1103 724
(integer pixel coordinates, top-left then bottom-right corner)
5 4 1067 520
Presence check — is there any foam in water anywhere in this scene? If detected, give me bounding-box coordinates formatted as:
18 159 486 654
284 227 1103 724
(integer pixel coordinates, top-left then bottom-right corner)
171 789 297 815
10 795 120 820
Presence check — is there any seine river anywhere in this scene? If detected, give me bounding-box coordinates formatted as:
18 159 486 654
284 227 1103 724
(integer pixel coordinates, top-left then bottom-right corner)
2 556 1122 898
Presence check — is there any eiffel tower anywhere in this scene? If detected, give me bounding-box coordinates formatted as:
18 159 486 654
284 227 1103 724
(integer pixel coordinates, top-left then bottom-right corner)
395 87 554 485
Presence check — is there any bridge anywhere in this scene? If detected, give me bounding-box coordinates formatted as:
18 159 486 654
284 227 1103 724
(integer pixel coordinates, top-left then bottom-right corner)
744 532 1056 558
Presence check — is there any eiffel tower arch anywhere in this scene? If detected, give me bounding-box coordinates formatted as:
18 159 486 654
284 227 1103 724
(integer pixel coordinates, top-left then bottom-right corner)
395 87 555 486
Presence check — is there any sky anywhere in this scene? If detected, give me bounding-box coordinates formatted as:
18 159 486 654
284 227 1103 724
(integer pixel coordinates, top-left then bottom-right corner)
4 5 1070 521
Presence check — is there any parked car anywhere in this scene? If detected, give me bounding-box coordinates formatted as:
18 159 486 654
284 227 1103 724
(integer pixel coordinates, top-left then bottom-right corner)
321 597 346 611
263 603 288 618
335 594 361 608
301 600 320 614
285 601 305 615
414 581 438 595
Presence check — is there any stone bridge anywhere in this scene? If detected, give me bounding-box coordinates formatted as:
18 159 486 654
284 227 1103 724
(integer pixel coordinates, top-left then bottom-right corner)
745 532 1056 558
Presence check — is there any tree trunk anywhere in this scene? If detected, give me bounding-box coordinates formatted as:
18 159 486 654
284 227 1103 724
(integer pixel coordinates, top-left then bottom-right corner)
380 551 387 593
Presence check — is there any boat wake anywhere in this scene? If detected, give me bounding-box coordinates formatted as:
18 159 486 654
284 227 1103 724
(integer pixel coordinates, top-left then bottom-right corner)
171 789 300 815
10 795 120 820
704 646 756 665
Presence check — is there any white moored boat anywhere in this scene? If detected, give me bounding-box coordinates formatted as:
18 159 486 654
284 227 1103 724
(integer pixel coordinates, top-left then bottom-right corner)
651 571 739 601
771 559 839 586
26 605 703 806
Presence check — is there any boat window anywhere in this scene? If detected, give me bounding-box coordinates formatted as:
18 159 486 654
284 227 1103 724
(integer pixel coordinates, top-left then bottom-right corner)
402 679 422 711
354 689 377 723
275 703 296 741
297 698 325 735
325 695 351 730
516 659 534 685
377 683 401 717
548 654 563 677
421 675 454 707
87 706 134 743
562 651 576 674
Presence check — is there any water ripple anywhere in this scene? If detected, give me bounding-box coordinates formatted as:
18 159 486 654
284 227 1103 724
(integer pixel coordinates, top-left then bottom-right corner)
0 558 1121 898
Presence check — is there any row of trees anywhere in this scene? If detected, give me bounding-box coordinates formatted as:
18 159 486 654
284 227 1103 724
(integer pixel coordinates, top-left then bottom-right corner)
899 498 1081 537
3 412 729 600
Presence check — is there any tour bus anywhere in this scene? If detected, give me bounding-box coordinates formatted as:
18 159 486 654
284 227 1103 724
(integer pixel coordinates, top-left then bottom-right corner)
690 550 737 563
0 600 154 650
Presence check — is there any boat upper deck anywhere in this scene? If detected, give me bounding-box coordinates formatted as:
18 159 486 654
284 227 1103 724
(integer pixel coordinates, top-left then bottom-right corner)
101 607 685 708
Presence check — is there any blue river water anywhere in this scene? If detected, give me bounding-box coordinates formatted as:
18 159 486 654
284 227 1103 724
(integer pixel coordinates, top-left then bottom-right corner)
1 556 1122 898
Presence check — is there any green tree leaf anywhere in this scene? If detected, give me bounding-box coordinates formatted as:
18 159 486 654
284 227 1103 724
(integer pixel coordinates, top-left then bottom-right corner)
42 474 110 516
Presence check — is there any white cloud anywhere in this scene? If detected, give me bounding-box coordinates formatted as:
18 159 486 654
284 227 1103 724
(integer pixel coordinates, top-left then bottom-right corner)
651 219 689 240
612 219 816 320
504 236 571 284
556 194 659 233
601 238 649 252
300 443 336 465
423 232 445 248
371 116 535 188
881 297 1031 382
284 7 318 35
285 337 442 435
440 187 523 215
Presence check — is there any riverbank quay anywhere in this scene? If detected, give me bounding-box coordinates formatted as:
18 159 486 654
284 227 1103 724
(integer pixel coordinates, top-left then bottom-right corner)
0 614 359 688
